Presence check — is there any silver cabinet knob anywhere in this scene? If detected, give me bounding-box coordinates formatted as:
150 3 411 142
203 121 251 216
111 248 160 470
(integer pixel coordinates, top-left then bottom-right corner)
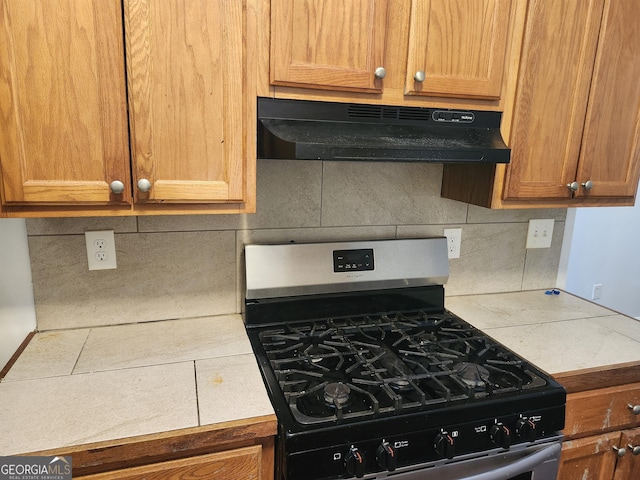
414 70 426 82
613 446 627 458
567 181 579 192
628 444 640 456
109 180 125 194
137 178 152 192
374 67 387 79
581 180 594 190
628 404 640 415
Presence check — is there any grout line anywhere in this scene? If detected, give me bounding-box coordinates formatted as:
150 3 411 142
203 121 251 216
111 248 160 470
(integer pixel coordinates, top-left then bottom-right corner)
70 329 92 375
193 361 201 426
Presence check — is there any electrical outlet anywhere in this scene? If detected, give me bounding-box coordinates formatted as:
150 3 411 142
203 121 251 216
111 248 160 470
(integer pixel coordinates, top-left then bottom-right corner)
592 284 602 300
443 228 462 259
85 230 117 270
526 219 554 249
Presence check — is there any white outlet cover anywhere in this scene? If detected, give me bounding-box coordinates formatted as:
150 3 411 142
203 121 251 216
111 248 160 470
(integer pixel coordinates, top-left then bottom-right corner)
85 230 117 270
526 219 555 249
443 228 462 259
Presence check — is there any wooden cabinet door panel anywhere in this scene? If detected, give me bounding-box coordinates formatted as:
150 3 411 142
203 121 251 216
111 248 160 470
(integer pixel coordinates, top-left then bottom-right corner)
405 0 511 99
125 0 251 204
0 0 130 206
614 428 640 480
559 431 619 480
576 0 640 200
78 445 262 480
270 0 388 92
503 0 605 201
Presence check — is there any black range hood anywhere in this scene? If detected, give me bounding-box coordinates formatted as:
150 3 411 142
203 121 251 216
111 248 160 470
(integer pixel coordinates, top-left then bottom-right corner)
258 97 510 164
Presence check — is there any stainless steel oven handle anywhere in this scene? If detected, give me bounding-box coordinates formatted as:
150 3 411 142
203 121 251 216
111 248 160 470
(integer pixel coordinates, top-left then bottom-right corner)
457 443 562 480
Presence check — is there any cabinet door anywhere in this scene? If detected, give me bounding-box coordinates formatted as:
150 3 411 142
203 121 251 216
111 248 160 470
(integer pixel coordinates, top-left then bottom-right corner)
575 0 640 201
125 0 253 204
77 445 262 480
503 0 605 201
614 428 640 480
0 0 131 206
405 0 511 99
558 431 619 480
270 0 388 92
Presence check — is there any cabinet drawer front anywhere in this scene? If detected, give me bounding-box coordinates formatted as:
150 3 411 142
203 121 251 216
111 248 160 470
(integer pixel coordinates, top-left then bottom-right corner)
565 382 640 439
77 445 262 480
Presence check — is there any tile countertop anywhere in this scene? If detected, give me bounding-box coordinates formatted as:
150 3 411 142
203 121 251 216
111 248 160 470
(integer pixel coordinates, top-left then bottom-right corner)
446 289 640 375
0 314 274 456
2 290 639 457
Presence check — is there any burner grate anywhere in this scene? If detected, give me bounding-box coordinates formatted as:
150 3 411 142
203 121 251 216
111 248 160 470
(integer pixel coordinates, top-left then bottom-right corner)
258 310 548 425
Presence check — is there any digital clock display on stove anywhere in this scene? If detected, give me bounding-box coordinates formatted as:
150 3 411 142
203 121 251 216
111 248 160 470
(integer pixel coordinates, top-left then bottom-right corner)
333 249 374 272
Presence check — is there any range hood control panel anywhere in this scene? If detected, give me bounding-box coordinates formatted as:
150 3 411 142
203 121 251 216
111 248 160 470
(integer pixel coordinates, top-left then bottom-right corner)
432 110 475 123
333 249 374 272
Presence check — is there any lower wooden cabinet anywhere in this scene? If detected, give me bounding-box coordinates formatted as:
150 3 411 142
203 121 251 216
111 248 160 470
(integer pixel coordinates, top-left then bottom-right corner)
559 431 620 480
615 428 640 480
76 445 265 480
560 429 640 480
31 416 276 480
558 381 640 479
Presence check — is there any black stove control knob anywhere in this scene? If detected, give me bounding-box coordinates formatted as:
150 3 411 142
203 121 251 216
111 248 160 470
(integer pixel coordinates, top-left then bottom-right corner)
345 446 366 478
515 418 537 442
490 424 512 449
376 441 396 472
434 432 455 459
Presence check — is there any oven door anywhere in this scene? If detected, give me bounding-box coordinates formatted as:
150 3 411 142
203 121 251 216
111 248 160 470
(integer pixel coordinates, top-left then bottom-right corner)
385 440 561 480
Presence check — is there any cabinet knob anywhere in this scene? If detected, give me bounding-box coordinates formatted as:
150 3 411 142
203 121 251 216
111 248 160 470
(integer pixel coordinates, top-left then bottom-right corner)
613 446 627 458
414 70 426 82
137 179 152 193
567 181 579 192
109 180 125 194
581 180 594 190
628 444 640 456
374 67 387 79
628 403 640 415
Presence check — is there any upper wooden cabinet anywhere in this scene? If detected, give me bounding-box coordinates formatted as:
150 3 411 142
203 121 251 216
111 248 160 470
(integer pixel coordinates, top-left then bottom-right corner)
270 0 388 92
0 0 256 217
265 0 527 110
125 0 253 207
405 0 512 100
0 0 131 207
442 0 640 208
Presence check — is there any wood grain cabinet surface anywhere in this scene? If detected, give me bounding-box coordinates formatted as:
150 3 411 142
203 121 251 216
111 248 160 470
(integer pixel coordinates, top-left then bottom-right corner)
442 0 640 208
404 0 512 100
265 0 526 110
0 0 131 208
76 445 265 480
270 0 388 93
559 382 640 479
0 0 256 217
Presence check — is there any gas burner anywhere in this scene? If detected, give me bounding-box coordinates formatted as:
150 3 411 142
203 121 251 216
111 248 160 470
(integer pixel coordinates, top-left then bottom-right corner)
454 362 491 392
324 382 351 406
389 378 411 392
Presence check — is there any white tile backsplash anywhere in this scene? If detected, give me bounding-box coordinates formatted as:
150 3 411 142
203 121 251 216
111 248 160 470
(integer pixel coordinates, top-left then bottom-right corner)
26 161 566 329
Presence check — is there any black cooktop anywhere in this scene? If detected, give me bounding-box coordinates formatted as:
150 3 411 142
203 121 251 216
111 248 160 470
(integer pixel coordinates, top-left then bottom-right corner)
256 309 549 427
245 286 565 439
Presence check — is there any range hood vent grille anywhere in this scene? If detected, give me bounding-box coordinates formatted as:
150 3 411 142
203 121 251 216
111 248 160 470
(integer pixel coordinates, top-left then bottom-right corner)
347 104 433 123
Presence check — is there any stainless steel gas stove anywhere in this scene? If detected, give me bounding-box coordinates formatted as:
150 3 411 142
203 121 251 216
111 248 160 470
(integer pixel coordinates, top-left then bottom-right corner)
244 238 565 480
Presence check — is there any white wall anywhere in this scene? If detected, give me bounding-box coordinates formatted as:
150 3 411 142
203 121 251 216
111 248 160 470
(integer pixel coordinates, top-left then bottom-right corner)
558 199 640 318
0 218 37 370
